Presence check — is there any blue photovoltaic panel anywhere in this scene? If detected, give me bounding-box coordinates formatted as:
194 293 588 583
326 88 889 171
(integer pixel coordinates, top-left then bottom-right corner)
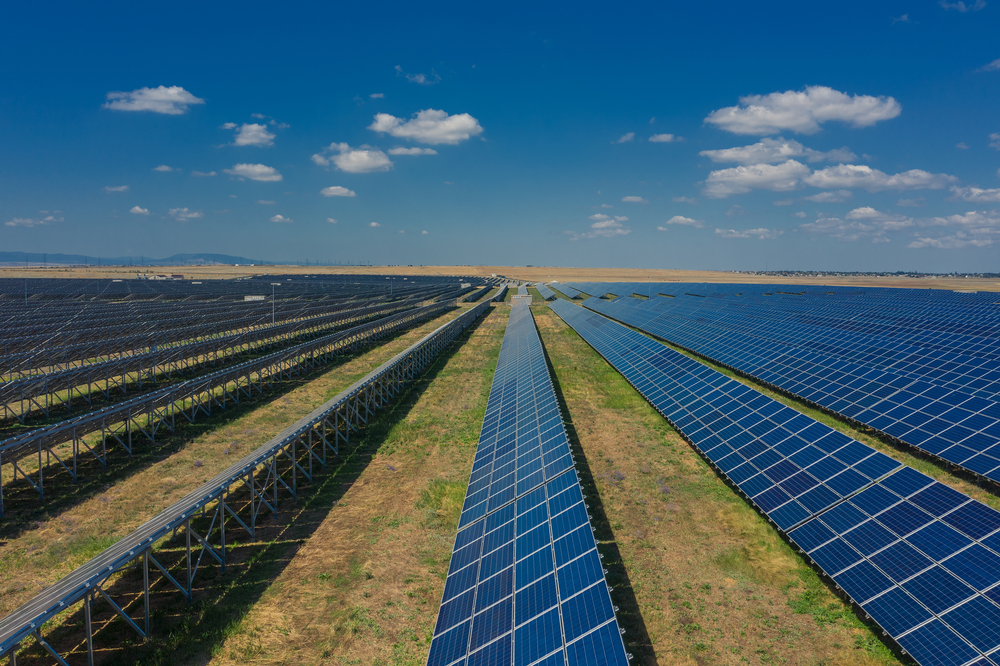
577 286 1000 489
552 284 582 300
518 285 528 296
536 284 557 301
428 301 628 666
549 299 1000 666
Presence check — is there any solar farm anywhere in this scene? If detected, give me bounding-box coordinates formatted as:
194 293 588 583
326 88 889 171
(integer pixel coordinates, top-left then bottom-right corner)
1 274 1000 666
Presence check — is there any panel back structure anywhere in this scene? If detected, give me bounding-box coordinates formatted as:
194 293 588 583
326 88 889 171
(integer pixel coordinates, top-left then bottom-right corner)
427 300 629 666
550 299 1000 666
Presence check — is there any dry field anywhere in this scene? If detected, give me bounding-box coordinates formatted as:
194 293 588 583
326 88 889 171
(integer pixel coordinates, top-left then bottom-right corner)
3 265 999 292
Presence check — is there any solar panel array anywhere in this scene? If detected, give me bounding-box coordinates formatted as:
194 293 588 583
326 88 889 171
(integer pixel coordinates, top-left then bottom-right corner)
518 285 528 296
552 284 582 299
580 290 1000 486
550 299 1000 666
428 300 628 666
536 284 557 301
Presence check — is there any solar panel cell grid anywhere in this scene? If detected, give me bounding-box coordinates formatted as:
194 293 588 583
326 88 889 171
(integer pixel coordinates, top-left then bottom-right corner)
549 298 1000 666
428 301 628 666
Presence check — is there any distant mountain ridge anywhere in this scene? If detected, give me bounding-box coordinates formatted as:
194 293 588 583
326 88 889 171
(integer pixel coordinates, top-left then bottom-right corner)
0 252 269 266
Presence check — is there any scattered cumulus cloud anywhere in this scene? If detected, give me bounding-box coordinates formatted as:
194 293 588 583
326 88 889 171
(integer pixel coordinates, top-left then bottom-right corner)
650 134 683 143
703 160 811 198
804 164 957 191
574 214 632 239
793 211 807 218
191 170 216 177
699 137 856 165
104 185 129 193
313 143 393 173
153 165 177 172
168 207 203 221
616 132 635 143
369 109 483 145
5 211 62 227
892 13 911 23
103 86 204 115
229 123 275 147
950 185 1000 202
397 230 406 234
957 142 970 150
395 65 440 85
129 206 150 215
256 200 276 205
978 59 1000 72
660 215 704 228
798 206 1000 248
909 210 1000 248
939 0 986 11
321 185 357 197
223 163 283 181
990 133 1000 150
369 222 382 228
715 227 784 239
621 195 648 203
270 214 293 223
704 86 901 135
802 190 853 203
387 147 438 155
370 93 384 99
327 218 337 224
672 196 697 204
422 230 429 235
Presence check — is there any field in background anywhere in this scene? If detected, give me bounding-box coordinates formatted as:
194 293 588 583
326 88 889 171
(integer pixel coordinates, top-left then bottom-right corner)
2 265 999 292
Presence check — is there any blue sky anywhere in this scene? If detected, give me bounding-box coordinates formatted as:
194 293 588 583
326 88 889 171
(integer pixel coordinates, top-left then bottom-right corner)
2 0 999 271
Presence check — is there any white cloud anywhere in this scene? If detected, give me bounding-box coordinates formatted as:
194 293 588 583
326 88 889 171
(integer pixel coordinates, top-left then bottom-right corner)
256 200 276 205
801 189 853 203
231 123 275 147
397 230 406 234
793 211 807 218
910 210 1000 248
950 186 1000 202
704 85 901 135
957 142 970 150
621 195 648 203
673 196 697 204
370 93 385 99
221 122 238 130
650 133 683 143
572 214 632 239
313 143 393 173
129 206 150 215
804 164 957 191
223 163 283 182
395 65 441 85
892 13 911 23
103 86 204 115
939 0 986 11
703 160 811 198
979 59 1000 72
368 109 483 145
897 198 926 207
153 165 177 172
773 199 794 206
616 132 635 143
422 230 429 235
387 147 438 155
103 185 129 193
168 207 203 221
369 222 382 228
5 212 62 227
191 170 216 177
270 214 293 223
990 133 1000 150
321 185 357 197
726 205 746 216
660 215 704 228
327 218 337 224
598 203 613 208
699 137 856 165
715 227 784 239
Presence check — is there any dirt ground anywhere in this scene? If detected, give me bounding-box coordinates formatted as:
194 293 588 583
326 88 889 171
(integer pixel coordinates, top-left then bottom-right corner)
2 265 998 292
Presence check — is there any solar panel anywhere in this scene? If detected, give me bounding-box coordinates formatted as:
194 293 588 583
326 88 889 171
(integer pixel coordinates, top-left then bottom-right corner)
536 284 557 301
428 301 629 666
550 299 1000 666
579 289 1000 488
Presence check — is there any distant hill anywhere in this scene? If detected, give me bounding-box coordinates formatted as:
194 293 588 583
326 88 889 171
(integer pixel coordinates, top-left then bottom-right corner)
0 252 271 266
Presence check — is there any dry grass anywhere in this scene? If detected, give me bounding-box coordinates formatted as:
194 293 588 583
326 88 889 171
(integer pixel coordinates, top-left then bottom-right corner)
0 309 467 620
3 265 998 292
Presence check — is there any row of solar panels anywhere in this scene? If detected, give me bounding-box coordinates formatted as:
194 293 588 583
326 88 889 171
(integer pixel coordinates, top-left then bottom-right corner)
428 301 629 666
581 294 1000 489
535 284 557 301
549 299 1000 666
